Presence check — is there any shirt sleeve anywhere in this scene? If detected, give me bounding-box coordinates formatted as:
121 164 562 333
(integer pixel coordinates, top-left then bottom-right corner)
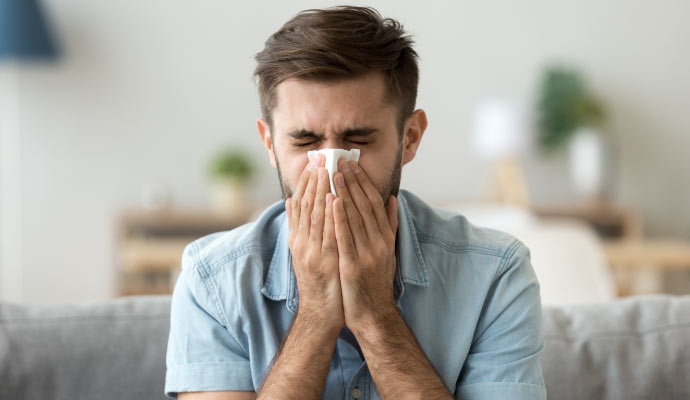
164 242 254 398
455 241 547 400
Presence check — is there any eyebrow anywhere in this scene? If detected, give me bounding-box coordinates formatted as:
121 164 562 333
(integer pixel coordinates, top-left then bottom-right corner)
286 127 378 140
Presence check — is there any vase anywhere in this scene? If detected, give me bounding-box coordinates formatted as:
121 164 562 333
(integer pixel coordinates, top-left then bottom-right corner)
569 127 608 203
210 178 250 220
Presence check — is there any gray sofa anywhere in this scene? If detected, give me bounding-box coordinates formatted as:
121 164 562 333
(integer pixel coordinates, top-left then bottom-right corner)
1 295 689 400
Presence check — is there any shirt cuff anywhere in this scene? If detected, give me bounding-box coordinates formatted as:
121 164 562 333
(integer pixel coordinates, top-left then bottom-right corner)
165 361 254 398
456 382 546 400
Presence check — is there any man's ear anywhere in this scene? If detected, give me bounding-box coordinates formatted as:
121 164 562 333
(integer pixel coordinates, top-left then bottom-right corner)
257 118 277 168
401 109 428 166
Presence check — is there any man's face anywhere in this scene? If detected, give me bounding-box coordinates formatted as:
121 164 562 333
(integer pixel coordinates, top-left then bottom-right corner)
264 72 404 202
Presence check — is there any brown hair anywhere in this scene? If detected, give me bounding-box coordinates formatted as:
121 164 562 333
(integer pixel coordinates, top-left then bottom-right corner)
253 5 419 136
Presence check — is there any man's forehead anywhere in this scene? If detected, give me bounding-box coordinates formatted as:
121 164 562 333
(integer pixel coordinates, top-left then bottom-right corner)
273 75 395 134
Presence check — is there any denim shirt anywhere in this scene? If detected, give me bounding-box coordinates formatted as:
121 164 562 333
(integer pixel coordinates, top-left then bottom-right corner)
165 189 546 399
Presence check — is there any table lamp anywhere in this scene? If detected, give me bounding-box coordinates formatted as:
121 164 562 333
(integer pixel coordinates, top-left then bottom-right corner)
471 99 531 208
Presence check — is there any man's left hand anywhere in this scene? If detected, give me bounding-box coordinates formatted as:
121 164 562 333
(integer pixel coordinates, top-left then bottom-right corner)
332 158 399 333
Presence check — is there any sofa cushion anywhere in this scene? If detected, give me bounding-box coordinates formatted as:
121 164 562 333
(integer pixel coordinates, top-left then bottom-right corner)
0 295 171 400
2 294 689 400
541 294 690 399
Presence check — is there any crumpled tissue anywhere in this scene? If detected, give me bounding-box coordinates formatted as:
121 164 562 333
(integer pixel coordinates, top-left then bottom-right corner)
307 148 360 195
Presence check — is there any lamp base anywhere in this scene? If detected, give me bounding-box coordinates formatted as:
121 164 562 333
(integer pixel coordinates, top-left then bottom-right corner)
481 157 531 208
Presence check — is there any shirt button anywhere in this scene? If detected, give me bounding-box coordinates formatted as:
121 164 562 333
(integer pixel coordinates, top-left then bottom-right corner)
351 387 362 399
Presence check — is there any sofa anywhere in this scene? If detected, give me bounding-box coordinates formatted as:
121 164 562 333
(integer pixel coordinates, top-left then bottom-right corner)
1 294 689 400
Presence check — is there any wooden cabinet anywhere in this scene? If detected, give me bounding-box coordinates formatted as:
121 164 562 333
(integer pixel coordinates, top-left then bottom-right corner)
115 207 253 296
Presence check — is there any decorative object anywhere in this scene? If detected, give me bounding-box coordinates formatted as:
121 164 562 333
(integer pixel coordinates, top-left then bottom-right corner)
207 146 255 218
0 0 59 303
535 65 610 202
471 99 532 208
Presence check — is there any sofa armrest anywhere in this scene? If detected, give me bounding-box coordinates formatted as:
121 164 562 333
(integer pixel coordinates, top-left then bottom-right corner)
0 295 172 400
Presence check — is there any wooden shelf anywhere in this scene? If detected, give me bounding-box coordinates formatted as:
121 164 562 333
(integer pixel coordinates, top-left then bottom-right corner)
603 238 690 270
532 200 642 239
115 207 253 296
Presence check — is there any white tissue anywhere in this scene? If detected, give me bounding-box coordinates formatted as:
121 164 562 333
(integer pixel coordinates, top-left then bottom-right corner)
307 148 361 195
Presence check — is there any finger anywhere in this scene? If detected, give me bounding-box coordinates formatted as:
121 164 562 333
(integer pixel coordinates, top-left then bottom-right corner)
339 159 379 240
322 193 337 255
333 197 357 259
309 165 329 245
350 161 391 234
333 170 367 251
291 158 317 235
298 163 319 238
386 195 399 234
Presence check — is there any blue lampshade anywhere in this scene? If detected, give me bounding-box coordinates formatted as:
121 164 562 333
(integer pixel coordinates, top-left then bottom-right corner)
0 0 58 60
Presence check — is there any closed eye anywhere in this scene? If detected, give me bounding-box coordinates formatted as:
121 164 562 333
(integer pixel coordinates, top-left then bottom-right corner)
294 140 369 147
293 141 317 147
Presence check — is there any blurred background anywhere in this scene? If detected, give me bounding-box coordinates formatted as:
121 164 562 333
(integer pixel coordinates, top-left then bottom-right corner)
1 0 688 306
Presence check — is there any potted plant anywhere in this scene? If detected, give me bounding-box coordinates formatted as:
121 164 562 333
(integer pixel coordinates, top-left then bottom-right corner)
207 147 255 219
536 65 609 202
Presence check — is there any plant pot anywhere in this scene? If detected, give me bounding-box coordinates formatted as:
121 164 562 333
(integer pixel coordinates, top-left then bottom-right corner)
209 178 250 219
569 127 609 203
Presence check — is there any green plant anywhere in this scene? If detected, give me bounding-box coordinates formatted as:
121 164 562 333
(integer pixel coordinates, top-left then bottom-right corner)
208 147 255 182
536 65 606 152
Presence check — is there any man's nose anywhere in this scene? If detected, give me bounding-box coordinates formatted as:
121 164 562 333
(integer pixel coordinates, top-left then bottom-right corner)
320 138 347 149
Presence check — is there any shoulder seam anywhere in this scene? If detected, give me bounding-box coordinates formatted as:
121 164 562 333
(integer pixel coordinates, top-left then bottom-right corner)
190 241 230 328
189 240 267 358
495 239 524 280
200 245 274 277
416 232 510 259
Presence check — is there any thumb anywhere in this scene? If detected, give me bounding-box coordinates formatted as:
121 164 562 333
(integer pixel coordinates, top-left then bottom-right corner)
385 195 398 233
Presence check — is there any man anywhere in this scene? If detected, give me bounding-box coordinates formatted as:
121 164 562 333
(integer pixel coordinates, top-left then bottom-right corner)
165 6 546 400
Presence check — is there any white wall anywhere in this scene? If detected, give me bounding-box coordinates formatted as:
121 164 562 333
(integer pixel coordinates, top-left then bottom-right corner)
5 0 690 304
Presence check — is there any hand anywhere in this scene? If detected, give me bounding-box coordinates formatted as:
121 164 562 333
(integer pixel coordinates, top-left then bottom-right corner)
286 155 344 332
332 158 399 333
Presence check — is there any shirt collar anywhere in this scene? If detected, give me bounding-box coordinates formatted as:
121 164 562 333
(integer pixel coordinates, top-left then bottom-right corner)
261 190 430 313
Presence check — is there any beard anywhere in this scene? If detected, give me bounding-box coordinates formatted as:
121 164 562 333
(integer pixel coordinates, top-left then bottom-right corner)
275 141 403 203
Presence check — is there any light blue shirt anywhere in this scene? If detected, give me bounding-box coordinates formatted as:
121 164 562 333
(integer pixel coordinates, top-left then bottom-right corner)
165 189 546 399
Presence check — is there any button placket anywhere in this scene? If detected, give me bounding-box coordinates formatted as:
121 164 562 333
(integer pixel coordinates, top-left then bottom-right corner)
346 361 369 400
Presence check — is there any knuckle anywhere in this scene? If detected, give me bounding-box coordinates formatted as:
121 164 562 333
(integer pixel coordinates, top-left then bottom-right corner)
310 208 323 224
322 242 337 252
376 243 388 259
301 197 312 211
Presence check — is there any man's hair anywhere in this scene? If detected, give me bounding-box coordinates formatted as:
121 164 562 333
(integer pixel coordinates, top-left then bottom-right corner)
253 5 419 135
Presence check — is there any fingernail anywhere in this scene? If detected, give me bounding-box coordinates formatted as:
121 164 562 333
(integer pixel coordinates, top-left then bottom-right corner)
307 159 317 171
326 194 333 205
318 167 327 182
350 162 360 174
335 173 345 187
340 160 351 172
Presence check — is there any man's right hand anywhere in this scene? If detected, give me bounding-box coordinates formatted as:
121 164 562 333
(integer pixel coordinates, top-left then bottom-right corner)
255 156 342 399
285 154 344 333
